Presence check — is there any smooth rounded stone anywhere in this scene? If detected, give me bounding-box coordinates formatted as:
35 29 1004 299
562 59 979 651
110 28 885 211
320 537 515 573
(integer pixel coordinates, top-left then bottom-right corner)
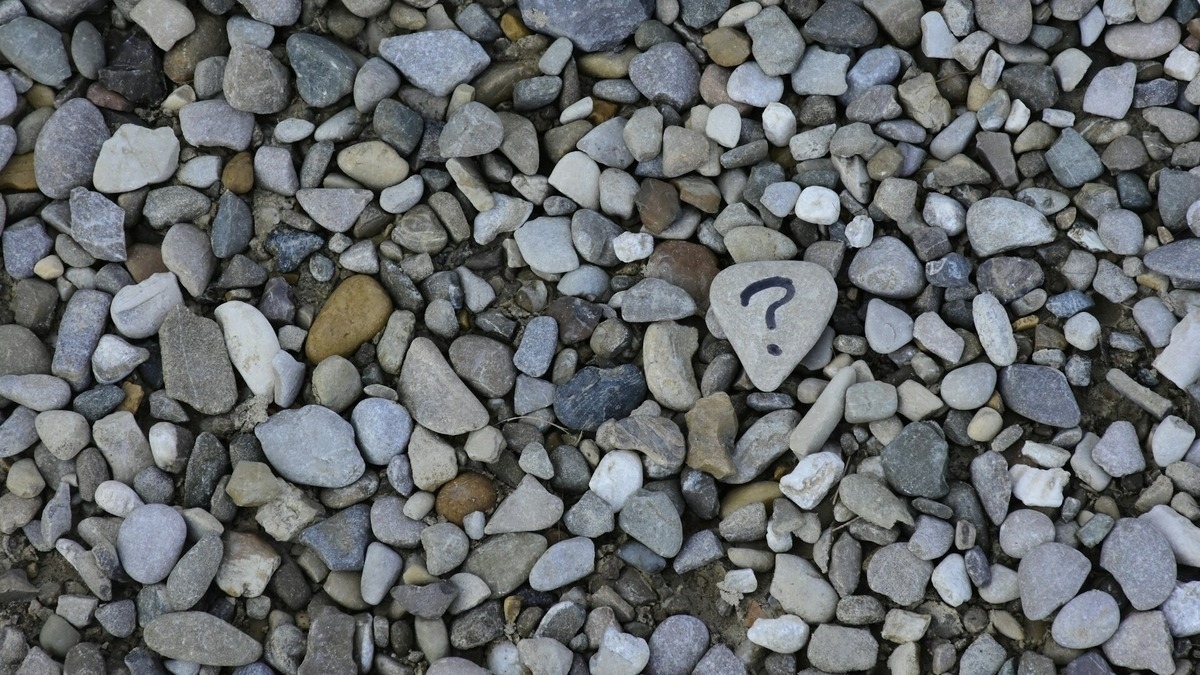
91 124 180 194
642 614 709 674
998 509 1055 560
528 537 595 591
116 504 186 585
881 422 948 498
0 17 71 85
806 624 878 672
1092 420 1145 478
1102 611 1176 675
973 292 1016 367
863 298 913 355
306 275 392 364
746 615 809 654
866 543 932 606
1144 239 1200 283
338 140 408 190
1063 312 1101 351
726 62 783 107
379 30 489 97
33 99 109 200
110 272 183 340
213 301 279 399
965 197 1056 257
768 554 838 624
1017 542 1091 620
52 289 112 391
997 364 1081 428
846 236 923 299
589 626 650 675
1051 590 1120 649
1105 17 1180 59
939 363 996 411
515 216 580 275
35 410 89 461
254 405 365 488
0 374 68 412
907 515 953 560
484 475 564 535
617 489 682 558
1083 63 1136 120
159 223 214 299
628 42 700 109
144 612 261 667
1153 416 1195 467
548 151 601 210
398 338 489 436
1101 518 1176 610
579 118 635 168
350 398 412 465
179 100 256 151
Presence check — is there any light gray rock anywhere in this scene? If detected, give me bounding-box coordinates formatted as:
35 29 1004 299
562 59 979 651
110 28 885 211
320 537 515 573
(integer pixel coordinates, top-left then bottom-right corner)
255 405 366 488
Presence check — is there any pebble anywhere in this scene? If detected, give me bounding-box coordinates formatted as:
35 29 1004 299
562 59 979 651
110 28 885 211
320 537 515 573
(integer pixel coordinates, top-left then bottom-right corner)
117 504 186 585
1100 518 1176 610
144 612 261 667
529 537 595 590
747 615 809 654
1017 542 1091 620
379 30 490 97
618 489 683 557
629 42 700 109
159 305 238 415
0 17 71 86
92 124 180 194
1051 590 1121 649
806 624 878 672
1102 610 1176 675
997 364 1081 428
255 405 366 488
848 236 924 299
965 197 1056 257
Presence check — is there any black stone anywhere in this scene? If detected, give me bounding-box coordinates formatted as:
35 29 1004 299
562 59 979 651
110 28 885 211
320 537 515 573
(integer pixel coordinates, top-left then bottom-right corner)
553 364 647 432
73 385 126 421
926 252 972 288
99 32 166 106
183 432 229 509
1000 64 1058 111
881 421 949 499
450 601 505 650
997 364 1081 428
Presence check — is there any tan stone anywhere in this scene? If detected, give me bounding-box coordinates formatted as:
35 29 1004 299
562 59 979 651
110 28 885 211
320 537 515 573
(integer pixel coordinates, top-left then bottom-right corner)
720 482 783 518
685 392 737 479
222 151 253 194
306 275 394 363
337 140 408 190
0 154 37 191
702 28 752 67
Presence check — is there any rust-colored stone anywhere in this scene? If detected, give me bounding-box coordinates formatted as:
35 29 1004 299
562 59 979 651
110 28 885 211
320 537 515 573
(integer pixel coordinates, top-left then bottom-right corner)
644 240 720 309
634 178 680 234
435 472 497 525
305 275 393 363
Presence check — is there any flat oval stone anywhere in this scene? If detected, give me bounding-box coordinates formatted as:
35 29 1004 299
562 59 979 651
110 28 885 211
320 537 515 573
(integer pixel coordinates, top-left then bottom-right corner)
254 404 366 488
33 99 110 200
1104 18 1181 59
306 275 394 363
966 197 1056 257
997 364 1081 428
1051 590 1120 649
143 612 262 666
1145 239 1200 282
117 504 186 584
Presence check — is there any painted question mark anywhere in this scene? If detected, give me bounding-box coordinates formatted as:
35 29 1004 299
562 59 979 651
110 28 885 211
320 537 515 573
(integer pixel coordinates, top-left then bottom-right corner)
740 276 796 357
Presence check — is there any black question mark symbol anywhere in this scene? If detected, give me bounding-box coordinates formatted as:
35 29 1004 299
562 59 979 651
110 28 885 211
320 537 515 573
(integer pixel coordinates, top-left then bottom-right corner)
740 276 796 357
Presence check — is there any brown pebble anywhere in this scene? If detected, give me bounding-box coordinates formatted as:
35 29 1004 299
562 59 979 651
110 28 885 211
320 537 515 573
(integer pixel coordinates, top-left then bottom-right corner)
644 240 720 309
634 178 680 234
119 382 144 413
435 472 497 525
305 275 394 363
500 12 531 40
86 83 133 112
223 152 254 194
124 244 169 283
0 154 36 191
702 28 751 68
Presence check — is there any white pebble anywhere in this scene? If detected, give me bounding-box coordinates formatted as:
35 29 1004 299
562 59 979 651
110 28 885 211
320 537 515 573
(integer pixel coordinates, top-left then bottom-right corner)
589 450 643 512
612 232 654 262
762 102 796 147
1152 415 1197 467
795 186 840 225
94 480 145 517
747 616 810 654
1166 45 1200 80
931 553 971 607
705 104 741 148
845 214 874 248
973 292 1016 367
1063 312 1101 350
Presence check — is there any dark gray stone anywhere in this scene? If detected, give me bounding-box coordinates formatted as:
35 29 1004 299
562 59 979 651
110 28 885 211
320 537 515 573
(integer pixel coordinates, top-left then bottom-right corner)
997 364 1081 428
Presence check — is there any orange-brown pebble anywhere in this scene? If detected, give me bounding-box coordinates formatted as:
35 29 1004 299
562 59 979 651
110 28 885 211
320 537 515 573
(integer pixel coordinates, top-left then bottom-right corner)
435 472 497 525
222 152 254 194
305 275 393 363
